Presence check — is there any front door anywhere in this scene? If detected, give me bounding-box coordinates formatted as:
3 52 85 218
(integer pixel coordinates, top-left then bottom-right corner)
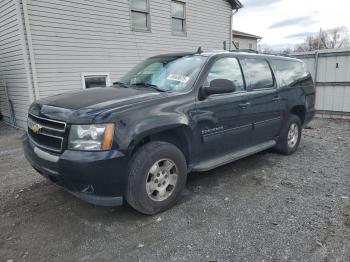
240 57 284 145
194 56 253 163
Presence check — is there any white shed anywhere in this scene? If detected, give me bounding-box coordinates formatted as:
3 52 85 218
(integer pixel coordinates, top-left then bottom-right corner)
293 48 350 118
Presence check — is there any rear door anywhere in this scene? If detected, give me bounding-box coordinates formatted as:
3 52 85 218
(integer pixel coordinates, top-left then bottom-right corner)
240 57 284 145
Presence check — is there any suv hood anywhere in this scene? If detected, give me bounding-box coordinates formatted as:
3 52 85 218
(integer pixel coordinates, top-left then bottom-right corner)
30 87 164 123
39 87 161 110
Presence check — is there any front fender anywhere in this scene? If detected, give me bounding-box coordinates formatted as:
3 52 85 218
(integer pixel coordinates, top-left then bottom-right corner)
115 113 191 152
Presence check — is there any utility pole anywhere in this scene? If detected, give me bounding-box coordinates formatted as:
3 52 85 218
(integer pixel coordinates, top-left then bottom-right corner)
317 28 322 50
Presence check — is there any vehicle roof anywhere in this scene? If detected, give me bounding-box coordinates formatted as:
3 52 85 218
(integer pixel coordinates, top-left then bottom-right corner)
150 50 303 63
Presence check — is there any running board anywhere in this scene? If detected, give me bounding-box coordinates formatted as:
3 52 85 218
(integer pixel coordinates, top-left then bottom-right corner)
192 140 276 172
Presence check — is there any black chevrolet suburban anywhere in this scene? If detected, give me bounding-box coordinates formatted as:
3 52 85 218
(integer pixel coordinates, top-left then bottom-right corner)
23 51 315 214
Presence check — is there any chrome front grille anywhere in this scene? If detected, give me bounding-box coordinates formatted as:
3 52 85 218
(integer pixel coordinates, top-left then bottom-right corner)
27 114 67 153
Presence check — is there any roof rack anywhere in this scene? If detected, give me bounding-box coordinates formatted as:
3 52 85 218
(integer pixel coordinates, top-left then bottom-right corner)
229 49 298 59
229 49 259 54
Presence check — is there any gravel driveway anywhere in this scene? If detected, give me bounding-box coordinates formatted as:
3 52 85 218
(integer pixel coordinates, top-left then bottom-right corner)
0 119 349 262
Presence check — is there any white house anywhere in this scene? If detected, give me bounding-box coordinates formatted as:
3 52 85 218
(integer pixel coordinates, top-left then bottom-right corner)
0 0 243 128
232 30 262 50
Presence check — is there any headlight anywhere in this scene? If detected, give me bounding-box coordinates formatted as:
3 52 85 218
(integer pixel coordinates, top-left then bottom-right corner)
68 124 114 151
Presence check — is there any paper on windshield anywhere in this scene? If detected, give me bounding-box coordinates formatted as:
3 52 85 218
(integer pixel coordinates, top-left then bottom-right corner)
166 74 190 83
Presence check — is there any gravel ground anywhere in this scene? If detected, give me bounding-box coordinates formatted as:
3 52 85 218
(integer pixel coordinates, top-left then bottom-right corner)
0 118 349 262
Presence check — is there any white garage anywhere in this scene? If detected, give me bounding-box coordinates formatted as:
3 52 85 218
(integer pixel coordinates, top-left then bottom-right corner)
293 48 350 118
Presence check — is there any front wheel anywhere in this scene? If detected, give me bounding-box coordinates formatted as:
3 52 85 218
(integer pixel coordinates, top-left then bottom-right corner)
274 114 302 155
125 141 187 215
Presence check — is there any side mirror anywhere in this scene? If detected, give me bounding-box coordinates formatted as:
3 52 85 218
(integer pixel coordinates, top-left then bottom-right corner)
203 79 236 97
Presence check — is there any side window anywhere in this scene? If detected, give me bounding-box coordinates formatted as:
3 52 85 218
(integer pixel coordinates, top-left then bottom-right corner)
206 57 245 92
243 58 274 89
274 60 308 87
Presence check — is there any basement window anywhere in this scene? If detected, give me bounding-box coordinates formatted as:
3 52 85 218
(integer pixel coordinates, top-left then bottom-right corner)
130 0 151 31
82 73 111 89
171 1 186 35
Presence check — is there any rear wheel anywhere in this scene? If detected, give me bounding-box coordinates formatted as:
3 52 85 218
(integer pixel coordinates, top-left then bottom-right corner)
125 141 187 215
275 114 302 155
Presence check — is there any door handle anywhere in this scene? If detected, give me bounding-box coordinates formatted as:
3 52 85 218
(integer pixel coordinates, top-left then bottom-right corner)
272 96 281 102
239 102 251 108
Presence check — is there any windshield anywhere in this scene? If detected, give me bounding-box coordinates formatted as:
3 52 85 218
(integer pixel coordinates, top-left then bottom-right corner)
117 55 207 92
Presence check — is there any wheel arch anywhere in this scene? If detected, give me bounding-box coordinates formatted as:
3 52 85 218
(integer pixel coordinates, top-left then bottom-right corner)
127 124 194 166
290 105 306 125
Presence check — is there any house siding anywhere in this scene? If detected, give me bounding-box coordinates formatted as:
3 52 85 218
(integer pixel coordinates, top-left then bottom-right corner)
232 37 258 50
0 0 33 128
25 0 232 97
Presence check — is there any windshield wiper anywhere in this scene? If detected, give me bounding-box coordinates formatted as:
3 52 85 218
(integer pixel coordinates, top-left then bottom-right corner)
132 83 167 92
113 81 129 88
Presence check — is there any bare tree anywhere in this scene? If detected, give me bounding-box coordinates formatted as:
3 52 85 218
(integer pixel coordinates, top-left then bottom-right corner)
320 27 349 49
296 27 350 51
280 46 293 55
258 44 274 54
257 44 294 55
294 35 321 52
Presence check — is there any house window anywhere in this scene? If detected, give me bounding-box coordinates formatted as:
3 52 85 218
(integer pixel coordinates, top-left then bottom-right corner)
130 0 150 31
81 73 111 89
171 1 186 35
249 43 253 49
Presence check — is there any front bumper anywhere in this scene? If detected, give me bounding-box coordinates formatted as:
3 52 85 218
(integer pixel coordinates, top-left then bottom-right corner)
22 134 127 206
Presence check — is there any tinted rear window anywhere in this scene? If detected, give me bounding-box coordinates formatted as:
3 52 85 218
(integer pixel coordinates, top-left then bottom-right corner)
242 58 274 90
273 60 309 87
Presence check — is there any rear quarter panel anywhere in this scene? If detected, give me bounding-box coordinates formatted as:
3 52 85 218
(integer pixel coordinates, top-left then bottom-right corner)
269 58 315 113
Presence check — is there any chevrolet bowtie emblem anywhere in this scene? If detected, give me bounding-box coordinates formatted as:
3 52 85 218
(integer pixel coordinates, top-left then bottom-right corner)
31 123 42 134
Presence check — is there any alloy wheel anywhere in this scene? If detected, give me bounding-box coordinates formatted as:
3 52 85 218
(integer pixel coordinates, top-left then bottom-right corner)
145 159 178 202
287 123 299 148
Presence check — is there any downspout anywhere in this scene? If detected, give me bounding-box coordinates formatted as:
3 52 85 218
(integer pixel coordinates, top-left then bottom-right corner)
15 0 34 103
229 8 239 50
314 28 322 85
22 0 40 100
314 51 319 85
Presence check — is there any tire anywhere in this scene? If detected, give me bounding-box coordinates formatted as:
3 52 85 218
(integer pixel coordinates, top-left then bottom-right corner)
125 141 187 215
274 114 302 155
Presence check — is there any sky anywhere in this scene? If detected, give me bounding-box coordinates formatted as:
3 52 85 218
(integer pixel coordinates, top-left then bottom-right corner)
234 0 350 49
